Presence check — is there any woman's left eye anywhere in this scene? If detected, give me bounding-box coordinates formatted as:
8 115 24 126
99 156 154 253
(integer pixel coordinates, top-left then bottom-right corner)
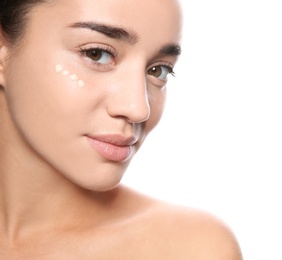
81 48 114 65
147 65 174 80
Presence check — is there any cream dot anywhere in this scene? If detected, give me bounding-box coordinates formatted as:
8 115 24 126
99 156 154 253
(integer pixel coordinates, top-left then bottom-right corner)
55 64 63 73
62 70 70 76
78 80 85 87
70 74 78 81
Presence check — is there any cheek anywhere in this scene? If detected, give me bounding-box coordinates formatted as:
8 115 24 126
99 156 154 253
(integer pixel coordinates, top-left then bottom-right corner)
134 88 166 152
146 87 167 132
4 61 125 191
4 56 90 152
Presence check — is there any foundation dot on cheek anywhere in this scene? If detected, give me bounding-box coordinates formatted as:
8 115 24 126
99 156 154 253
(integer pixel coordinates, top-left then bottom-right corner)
62 70 70 76
70 74 78 81
55 64 63 73
78 80 85 87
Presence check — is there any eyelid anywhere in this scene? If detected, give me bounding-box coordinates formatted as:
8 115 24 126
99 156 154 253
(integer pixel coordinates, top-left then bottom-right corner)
79 43 118 57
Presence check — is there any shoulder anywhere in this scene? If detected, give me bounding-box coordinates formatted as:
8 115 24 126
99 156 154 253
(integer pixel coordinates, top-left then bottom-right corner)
153 205 243 260
117 186 243 260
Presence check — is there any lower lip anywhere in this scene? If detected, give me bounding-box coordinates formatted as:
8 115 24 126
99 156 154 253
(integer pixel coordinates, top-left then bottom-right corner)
86 137 133 162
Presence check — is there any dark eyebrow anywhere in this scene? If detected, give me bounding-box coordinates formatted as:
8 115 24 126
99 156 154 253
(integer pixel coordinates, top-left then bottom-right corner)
160 44 182 56
67 21 138 45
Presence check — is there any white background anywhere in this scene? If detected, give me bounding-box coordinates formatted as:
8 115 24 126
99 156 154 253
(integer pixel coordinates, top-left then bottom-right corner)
123 1 282 259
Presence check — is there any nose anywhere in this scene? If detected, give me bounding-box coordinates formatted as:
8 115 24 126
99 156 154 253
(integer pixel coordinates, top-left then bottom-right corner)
106 67 150 123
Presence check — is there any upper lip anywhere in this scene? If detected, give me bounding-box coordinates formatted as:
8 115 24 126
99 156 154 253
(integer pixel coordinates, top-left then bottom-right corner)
86 134 138 146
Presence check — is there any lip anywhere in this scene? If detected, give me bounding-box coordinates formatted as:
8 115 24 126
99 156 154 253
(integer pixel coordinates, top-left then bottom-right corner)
86 135 137 162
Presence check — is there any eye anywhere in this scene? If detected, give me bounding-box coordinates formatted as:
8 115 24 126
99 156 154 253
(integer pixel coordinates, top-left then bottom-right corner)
79 45 117 67
84 48 113 65
147 65 174 80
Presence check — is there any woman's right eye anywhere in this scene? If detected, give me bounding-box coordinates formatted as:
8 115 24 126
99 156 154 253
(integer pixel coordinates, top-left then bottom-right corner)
85 49 112 64
80 47 115 66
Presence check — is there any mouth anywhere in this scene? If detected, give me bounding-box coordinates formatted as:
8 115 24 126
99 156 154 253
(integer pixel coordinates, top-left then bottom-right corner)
85 135 137 162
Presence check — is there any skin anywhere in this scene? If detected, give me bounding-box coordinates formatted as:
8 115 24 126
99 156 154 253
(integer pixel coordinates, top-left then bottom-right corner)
0 0 243 259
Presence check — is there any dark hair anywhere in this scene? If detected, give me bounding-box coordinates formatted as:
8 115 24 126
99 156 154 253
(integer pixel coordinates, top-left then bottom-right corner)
0 0 47 43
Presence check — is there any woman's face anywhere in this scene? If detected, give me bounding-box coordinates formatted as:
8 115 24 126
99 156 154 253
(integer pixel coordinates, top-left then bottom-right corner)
1 0 182 191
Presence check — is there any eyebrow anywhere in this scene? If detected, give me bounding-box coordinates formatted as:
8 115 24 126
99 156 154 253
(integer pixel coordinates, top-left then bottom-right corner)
68 21 182 56
68 21 138 45
160 44 182 56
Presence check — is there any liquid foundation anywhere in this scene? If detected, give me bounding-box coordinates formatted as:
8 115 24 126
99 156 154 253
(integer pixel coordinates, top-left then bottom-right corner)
55 64 85 87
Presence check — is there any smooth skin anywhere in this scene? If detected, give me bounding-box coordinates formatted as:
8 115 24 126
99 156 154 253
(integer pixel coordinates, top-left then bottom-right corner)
0 0 243 259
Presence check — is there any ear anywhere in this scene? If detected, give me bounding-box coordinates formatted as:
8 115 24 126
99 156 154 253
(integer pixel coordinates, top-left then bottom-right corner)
0 29 9 89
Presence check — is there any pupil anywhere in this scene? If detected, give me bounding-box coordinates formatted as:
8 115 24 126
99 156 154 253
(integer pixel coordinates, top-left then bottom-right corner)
87 50 101 61
150 67 161 77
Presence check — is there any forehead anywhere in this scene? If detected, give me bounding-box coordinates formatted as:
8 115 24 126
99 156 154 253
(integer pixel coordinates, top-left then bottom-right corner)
44 0 182 22
28 0 182 44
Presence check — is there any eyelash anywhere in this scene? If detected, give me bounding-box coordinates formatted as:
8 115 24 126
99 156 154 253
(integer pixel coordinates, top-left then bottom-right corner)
79 45 176 80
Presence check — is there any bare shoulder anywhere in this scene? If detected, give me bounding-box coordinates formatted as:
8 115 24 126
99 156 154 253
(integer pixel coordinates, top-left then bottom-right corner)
117 185 243 260
151 204 243 260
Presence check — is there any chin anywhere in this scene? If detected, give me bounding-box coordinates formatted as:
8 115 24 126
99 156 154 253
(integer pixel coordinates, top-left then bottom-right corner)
60 161 129 192
77 177 123 192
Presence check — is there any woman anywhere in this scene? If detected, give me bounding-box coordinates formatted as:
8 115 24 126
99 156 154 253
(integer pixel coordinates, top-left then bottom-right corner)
0 0 242 259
